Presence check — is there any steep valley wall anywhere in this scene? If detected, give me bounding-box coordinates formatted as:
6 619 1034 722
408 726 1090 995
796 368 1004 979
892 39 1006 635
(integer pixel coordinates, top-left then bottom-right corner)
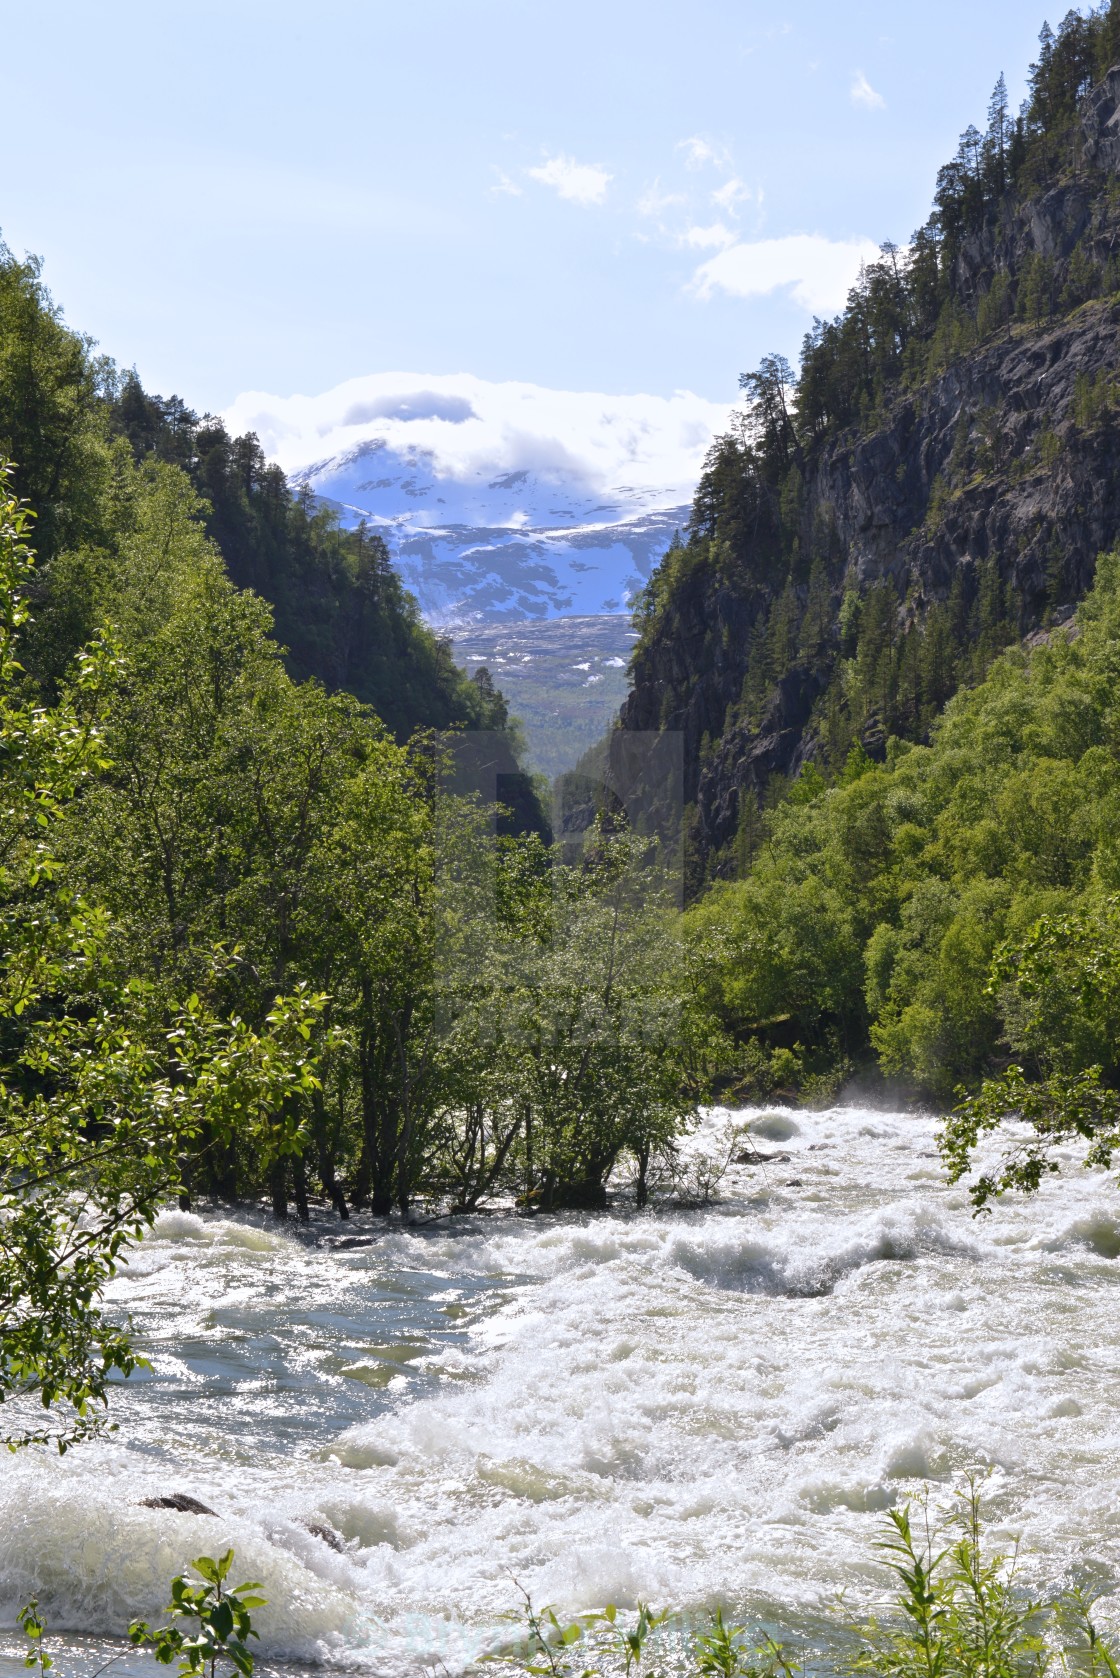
616 67 1120 877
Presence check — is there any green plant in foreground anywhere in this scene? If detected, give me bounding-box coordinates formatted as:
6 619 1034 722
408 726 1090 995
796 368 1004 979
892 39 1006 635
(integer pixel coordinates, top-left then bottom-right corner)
1057 1588 1120 1678
591 1602 673 1678
849 1481 1049 1678
694 1610 795 1678
501 1589 794 1678
496 1587 673 1678
500 1588 597 1678
16 1601 53 1678
129 1550 266 1678
500 1484 1119 1678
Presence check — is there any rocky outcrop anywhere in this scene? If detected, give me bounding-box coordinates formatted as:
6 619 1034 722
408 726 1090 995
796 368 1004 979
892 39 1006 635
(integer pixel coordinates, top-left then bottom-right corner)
812 301 1120 611
1081 65 1120 173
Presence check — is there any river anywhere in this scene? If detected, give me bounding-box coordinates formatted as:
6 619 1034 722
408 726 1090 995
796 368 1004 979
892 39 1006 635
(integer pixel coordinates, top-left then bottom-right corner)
1 1104 1118 1674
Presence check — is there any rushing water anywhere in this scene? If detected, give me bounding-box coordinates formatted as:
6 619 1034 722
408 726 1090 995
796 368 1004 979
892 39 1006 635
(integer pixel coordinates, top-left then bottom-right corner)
1 1104 1119 1675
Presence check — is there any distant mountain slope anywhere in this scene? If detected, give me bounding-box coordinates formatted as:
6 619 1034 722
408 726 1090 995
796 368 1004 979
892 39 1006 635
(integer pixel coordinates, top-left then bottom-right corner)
299 440 689 623
224 374 726 626
452 615 637 779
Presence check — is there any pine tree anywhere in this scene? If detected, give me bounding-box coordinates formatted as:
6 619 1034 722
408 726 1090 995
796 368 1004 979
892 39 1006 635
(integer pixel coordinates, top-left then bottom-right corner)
960 123 984 181
917 603 958 731
891 625 923 739
855 582 898 737
1028 21 1058 157
799 556 832 660
972 557 1008 673
764 577 800 684
985 74 1010 192
739 615 770 728
1097 0 1120 75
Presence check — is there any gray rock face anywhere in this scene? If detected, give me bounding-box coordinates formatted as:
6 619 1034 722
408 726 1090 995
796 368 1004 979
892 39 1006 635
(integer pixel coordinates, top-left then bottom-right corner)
1082 65 1120 173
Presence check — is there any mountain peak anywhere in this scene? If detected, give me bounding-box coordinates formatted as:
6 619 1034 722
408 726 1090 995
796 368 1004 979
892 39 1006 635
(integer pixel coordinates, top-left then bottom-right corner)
224 373 731 624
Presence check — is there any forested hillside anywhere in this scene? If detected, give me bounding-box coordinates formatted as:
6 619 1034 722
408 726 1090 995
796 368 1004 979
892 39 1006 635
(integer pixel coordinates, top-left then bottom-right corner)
0 243 529 758
686 560 1120 1109
621 5 1120 886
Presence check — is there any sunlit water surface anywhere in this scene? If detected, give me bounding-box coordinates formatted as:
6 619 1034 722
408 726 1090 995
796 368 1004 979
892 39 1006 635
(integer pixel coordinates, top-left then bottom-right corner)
1 1105 1119 1675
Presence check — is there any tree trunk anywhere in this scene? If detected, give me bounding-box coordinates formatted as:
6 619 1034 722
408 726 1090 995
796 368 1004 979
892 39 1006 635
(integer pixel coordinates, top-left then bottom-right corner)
270 1159 289 1220
636 1143 651 1209
352 1143 370 1210
395 1113 412 1216
293 1154 310 1224
319 1146 349 1219
358 986 398 1215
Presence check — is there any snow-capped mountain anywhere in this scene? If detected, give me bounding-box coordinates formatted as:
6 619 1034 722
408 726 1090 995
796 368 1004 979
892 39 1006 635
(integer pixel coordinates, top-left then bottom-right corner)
224 374 732 625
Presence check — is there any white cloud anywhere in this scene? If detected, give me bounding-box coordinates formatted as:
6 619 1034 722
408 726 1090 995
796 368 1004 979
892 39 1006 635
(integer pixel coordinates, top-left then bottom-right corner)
637 179 686 218
682 222 737 251
527 153 611 205
711 177 751 215
850 70 885 109
223 372 732 505
491 168 523 197
677 135 730 171
691 233 881 315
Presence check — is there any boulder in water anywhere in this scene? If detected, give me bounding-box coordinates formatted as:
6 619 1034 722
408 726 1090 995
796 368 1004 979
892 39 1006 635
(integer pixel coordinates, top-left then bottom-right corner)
140 1493 217 1515
304 1518 347 1552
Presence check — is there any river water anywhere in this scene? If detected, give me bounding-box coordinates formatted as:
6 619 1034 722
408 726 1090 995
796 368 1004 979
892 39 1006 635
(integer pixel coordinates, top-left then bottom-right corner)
1 1104 1118 1674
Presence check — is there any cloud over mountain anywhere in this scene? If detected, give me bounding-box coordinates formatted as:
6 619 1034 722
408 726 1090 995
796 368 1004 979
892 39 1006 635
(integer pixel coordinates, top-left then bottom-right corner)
226 372 730 496
225 373 734 625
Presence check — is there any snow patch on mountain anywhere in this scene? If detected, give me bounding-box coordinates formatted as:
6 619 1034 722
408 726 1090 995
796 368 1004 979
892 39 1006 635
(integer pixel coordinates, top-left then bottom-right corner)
224 373 733 624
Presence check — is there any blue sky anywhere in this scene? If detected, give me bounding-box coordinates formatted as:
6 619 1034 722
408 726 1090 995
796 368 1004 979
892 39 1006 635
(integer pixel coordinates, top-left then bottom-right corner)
3 2 1055 415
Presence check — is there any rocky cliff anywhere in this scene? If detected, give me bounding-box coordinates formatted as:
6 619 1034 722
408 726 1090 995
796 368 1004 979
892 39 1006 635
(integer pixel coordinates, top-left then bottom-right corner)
615 62 1120 885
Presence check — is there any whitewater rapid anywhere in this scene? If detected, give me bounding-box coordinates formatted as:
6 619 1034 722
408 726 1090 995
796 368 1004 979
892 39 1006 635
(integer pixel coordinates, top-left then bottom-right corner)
1 1104 1118 1674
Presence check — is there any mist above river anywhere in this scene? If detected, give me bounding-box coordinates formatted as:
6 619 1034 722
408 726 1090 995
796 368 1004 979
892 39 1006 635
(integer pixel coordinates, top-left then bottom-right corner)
1 1105 1118 1674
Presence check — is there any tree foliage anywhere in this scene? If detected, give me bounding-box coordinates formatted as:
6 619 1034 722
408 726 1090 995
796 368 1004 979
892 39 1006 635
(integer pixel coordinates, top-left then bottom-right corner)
686 548 1120 1129
0 469 328 1449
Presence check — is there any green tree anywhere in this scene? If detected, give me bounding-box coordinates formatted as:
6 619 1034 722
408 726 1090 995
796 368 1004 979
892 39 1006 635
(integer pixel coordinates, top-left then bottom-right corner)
0 468 327 1447
941 898 1120 1209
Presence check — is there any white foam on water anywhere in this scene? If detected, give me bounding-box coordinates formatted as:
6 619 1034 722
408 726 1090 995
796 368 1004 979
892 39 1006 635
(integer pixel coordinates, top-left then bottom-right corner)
1 1105 1119 1673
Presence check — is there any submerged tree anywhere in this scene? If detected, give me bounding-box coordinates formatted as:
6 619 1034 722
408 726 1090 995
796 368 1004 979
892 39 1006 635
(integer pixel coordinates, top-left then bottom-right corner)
0 467 329 1448
941 897 1120 1209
